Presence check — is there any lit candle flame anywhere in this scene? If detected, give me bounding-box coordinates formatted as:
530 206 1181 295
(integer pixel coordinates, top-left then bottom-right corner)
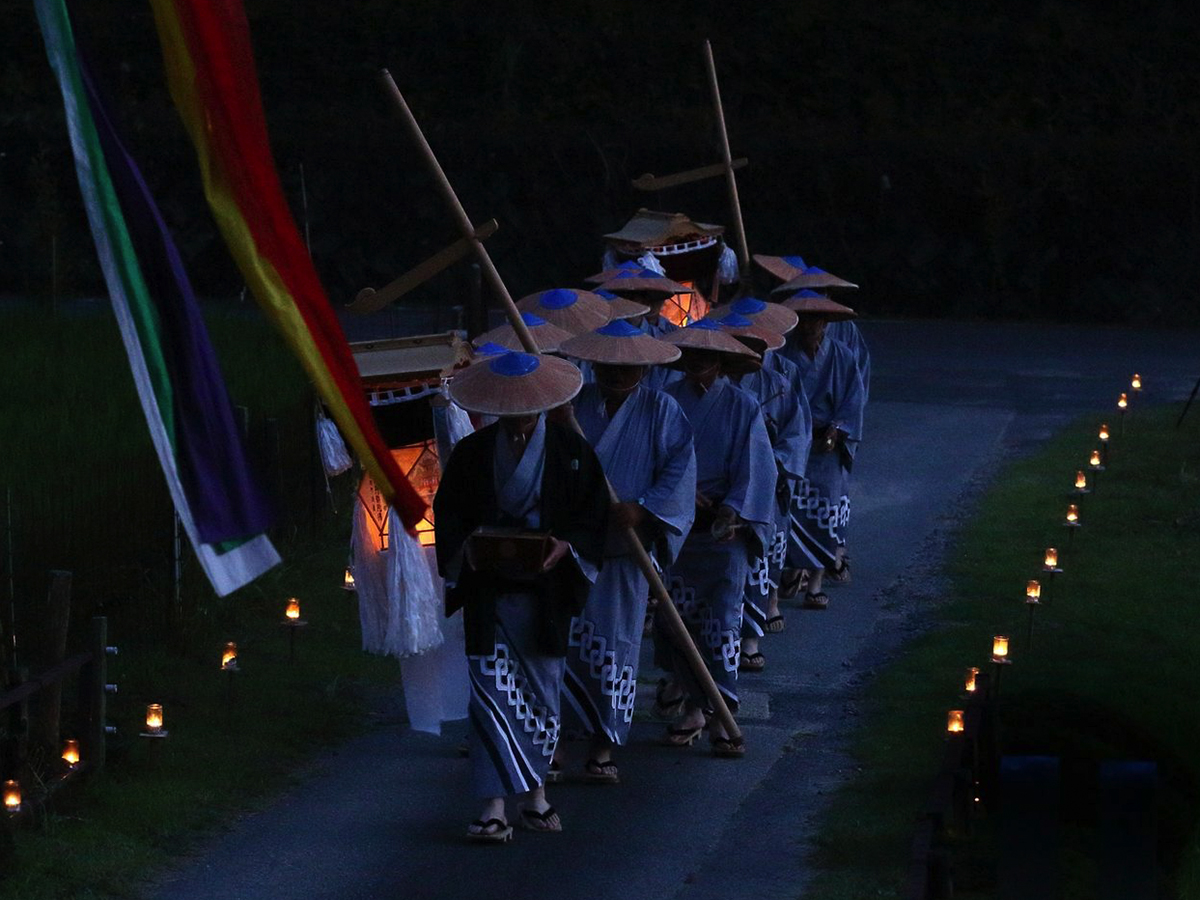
964 667 979 693
1098 424 1109 442
1131 374 1141 390
145 704 163 733
1066 504 1079 524
947 709 965 733
286 598 301 621
1075 470 1087 490
3 780 20 813
1118 393 1128 410
221 642 238 669
1089 450 1102 468
1044 548 1059 568
62 739 80 767
992 635 1010 661
1026 580 1041 602
343 568 356 591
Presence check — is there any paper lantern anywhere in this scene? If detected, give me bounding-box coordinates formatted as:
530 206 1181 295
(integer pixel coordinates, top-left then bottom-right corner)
1098 424 1110 443
1065 504 1079 524
1044 548 1059 569
342 567 356 591
947 710 965 734
1089 450 1103 469
145 704 164 734
964 667 979 693
62 738 80 767
3 780 20 813
286 598 301 621
1026 580 1041 603
221 642 238 670
1117 393 1128 410
389 444 439 547
1074 471 1088 490
1131 374 1142 391
992 635 1010 663
661 282 708 328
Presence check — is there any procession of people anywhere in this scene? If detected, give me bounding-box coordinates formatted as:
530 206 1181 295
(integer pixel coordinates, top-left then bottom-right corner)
406 214 872 842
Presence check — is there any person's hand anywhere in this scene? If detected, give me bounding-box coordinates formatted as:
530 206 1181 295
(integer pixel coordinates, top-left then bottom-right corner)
611 501 646 530
711 505 739 542
541 536 571 572
695 490 713 509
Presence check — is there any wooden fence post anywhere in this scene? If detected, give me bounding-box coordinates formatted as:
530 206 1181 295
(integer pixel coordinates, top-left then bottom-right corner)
30 571 71 758
80 617 107 773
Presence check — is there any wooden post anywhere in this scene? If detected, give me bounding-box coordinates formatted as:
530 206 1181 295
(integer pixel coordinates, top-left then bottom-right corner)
30 571 71 758
379 72 743 747
81 617 107 772
703 41 750 271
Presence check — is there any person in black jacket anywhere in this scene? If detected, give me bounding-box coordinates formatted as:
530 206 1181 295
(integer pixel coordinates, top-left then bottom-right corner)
435 351 609 842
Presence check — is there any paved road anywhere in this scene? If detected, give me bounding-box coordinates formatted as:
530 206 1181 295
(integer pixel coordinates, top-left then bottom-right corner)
146 320 1198 900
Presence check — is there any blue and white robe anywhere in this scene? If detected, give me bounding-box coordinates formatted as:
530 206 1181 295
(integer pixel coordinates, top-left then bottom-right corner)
563 384 696 744
466 416 598 797
827 319 871 405
655 379 776 709
638 316 683 393
780 336 866 570
730 364 810 637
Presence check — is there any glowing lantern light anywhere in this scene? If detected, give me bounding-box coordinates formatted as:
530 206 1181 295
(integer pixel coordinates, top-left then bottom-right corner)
221 642 238 670
947 709 965 734
992 635 1010 663
1089 450 1104 470
145 704 164 734
285 598 301 621
1065 504 1079 524
1117 393 1128 410
389 445 439 547
964 667 980 693
343 567 356 591
1026 580 1042 604
661 281 707 328
1044 548 1059 569
1131 374 1142 391
1074 470 1088 490
1098 424 1110 443
3 780 20 814
62 739 80 767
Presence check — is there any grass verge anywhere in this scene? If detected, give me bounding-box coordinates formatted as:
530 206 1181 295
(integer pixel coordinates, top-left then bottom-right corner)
802 402 1200 899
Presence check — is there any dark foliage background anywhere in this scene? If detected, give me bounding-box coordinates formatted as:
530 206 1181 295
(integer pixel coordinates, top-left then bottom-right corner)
3 0 1199 324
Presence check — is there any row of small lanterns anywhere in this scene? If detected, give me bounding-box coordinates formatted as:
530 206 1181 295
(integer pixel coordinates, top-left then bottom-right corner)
946 374 1142 736
4 597 311 815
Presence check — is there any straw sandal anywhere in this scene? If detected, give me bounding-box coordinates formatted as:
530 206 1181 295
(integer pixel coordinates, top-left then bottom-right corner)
518 805 562 833
467 818 513 843
778 568 807 599
583 758 620 784
738 651 765 673
802 591 829 611
826 557 851 584
661 723 704 747
711 735 746 758
652 679 686 719
764 614 786 634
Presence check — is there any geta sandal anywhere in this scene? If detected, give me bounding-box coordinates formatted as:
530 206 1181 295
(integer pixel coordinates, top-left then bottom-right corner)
764 614 785 634
467 818 513 843
652 679 686 719
778 568 807 599
660 723 704 747
738 651 766 673
545 759 563 784
710 735 747 758
802 591 829 611
517 804 562 833
583 758 620 784
826 557 851 584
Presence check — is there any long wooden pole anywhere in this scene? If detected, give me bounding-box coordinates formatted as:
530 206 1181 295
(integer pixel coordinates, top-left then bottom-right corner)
379 70 743 747
703 41 751 271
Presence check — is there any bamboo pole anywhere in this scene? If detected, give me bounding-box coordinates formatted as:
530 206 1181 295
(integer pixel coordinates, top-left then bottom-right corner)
703 41 750 271
379 70 742 747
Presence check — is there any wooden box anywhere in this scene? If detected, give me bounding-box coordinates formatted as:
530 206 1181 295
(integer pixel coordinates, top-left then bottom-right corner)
467 526 550 579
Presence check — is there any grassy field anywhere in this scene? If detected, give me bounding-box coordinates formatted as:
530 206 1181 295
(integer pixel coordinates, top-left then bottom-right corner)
0 304 404 899
803 402 1200 899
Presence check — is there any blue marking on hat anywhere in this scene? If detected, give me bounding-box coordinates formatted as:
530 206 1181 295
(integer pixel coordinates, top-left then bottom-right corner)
792 289 823 298
636 268 664 278
731 297 767 315
521 312 547 327
489 351 541 377
782 255 807 268
686 318 723 331
474 341 509 357
540 288 577 309
597 319 640 338
716 313 754 328
804 266 828 275
611 270 639 280
594 289 618 300
617 260 640 270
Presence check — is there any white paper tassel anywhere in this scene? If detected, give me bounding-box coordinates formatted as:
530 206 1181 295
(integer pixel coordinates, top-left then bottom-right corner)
316 407 353 476
384 513 444 658
637 251 666 275
717 243 740 284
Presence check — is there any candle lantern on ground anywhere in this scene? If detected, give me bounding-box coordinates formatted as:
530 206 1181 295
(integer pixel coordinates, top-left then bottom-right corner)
597 209 733 325
1026 580 1042 647
1131 374 1142 393
285 598 301 621
342 567 356 591
1118 393 1128 434
221 641 238 671
1043 548 1060 572
62 738 80 768
283 598 308 664
348 332 466 661
964 667 980 695
143 704 165 736
991 635 1012 694
947 709 965 734
1074 470 1090 497
1098 423 1110 464
1089 450 1105 489
3 780 20 814
1064 504 1081 547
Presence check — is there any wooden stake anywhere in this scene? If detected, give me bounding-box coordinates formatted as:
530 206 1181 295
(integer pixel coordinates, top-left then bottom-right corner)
632 158 748 192
379 71 743 747
703 41 750 270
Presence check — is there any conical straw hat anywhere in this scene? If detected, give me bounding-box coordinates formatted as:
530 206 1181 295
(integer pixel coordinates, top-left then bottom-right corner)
474 312 575 353
598 268 690 296
593 288 651 321
448 351 582 417
710 312 784 352
773 265 858 293
661 318 759 359
708 296 798 335
780 290 857 320
584 259 643 284
559 319 682 366
752 254 808 283
516 288 611 334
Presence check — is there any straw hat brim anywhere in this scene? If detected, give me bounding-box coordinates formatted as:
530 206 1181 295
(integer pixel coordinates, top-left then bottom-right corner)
516 290 612 334
781 295 858 320
559 330 681 366
448 354 582 416
598 275 690 295
773 271 858 292
661 327 759 358
718 321 785 352
601 295 652 320
474 320 576 354
752 254 805 283
708 302 798 335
